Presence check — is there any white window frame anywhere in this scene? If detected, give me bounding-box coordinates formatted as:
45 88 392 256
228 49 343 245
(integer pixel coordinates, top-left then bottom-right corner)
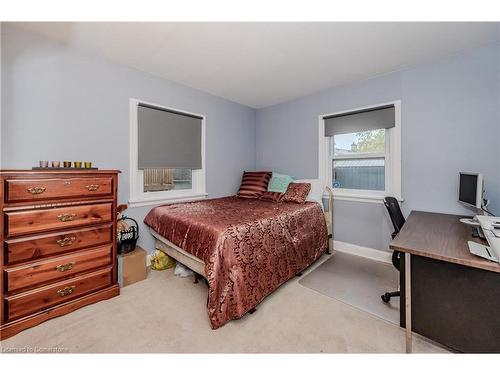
318 100 401 204
129 98 207 208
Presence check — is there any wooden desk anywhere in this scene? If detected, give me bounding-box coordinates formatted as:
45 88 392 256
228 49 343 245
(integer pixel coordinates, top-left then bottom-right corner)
390 211 500 353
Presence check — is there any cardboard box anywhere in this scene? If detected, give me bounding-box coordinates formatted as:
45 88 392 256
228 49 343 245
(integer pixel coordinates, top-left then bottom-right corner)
117 247 148 287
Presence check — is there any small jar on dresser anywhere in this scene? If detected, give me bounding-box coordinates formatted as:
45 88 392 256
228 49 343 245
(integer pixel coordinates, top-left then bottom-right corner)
0 169 121 340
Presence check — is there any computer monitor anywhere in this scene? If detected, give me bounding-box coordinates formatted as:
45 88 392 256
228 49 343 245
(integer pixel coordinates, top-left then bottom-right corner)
458 172 483 210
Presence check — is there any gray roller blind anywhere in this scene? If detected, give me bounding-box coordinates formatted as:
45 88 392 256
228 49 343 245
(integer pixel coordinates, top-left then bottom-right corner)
138 104 202 169
324 105 395 136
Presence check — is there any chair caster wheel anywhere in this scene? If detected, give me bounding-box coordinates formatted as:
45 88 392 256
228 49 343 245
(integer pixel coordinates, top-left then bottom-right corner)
381 294 391 303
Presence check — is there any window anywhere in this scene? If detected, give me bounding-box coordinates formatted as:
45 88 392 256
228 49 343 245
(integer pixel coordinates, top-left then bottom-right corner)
319 102 401 203
142 168 192 192
129 99 206 207
332 129 387 191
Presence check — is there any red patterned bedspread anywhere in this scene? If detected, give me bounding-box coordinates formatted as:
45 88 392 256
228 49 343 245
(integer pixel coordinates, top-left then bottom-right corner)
144 196 328 329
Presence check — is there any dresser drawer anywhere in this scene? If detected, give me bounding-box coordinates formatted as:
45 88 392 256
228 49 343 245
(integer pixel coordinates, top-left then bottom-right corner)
5 203 112 237
5 224 113 264
5 268 113 321
5 245 112 292
5 177 113 203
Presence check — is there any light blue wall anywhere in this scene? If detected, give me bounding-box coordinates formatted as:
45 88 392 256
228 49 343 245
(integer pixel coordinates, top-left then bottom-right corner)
1 25 256 252
256 44 500 251
2 25 499 253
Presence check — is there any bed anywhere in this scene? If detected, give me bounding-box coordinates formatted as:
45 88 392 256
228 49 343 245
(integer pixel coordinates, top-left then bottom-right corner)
144 187 333 329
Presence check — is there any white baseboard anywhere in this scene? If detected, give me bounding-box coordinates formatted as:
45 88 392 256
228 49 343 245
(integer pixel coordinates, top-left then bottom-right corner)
333 240 391 264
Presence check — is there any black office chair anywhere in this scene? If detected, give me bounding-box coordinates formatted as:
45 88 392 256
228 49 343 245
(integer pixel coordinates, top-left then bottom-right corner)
381 196 406 303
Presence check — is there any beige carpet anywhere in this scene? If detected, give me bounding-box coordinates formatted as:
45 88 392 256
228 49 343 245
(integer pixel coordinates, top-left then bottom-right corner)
299 252 400 324
1 253 447 353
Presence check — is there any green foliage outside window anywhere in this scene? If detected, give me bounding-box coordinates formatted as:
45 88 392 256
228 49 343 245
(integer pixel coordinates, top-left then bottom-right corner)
355 129 385 153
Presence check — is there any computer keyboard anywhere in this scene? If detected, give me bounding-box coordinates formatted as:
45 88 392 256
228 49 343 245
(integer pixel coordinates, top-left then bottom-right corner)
474 216 500 263
468 241 499 263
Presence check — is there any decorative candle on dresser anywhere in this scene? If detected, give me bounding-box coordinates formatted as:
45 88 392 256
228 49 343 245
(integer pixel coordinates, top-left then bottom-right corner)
0 169 121 340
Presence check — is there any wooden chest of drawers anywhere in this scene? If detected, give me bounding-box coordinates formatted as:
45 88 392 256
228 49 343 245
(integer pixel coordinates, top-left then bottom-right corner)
0 170 120 340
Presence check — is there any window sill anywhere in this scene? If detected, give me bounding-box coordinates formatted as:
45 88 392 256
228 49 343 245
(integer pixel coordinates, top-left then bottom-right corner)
128 192 208 208
323 191 403 204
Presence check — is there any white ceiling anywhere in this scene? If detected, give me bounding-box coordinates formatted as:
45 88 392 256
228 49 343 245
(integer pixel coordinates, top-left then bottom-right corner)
12 22 500 108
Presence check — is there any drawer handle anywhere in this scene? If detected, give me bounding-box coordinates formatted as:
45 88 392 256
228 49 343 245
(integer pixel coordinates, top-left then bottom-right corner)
57 285 75 297
55 262 75 272
56 236 76 247
86 184 100 191
57 213 77 222
27 187 46 195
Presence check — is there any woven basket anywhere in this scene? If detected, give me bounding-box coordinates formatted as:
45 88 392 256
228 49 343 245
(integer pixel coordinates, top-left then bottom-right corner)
117 216 139 254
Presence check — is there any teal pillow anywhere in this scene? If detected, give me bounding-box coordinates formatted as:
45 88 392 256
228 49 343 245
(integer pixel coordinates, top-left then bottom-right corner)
268 173 294 193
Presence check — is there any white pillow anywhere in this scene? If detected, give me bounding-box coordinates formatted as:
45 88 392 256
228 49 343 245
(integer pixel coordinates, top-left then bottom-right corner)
294 179 325 210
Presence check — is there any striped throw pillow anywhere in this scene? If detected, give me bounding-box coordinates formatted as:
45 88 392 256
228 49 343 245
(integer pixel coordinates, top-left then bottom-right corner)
259 191 284 202
237 171 272 199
